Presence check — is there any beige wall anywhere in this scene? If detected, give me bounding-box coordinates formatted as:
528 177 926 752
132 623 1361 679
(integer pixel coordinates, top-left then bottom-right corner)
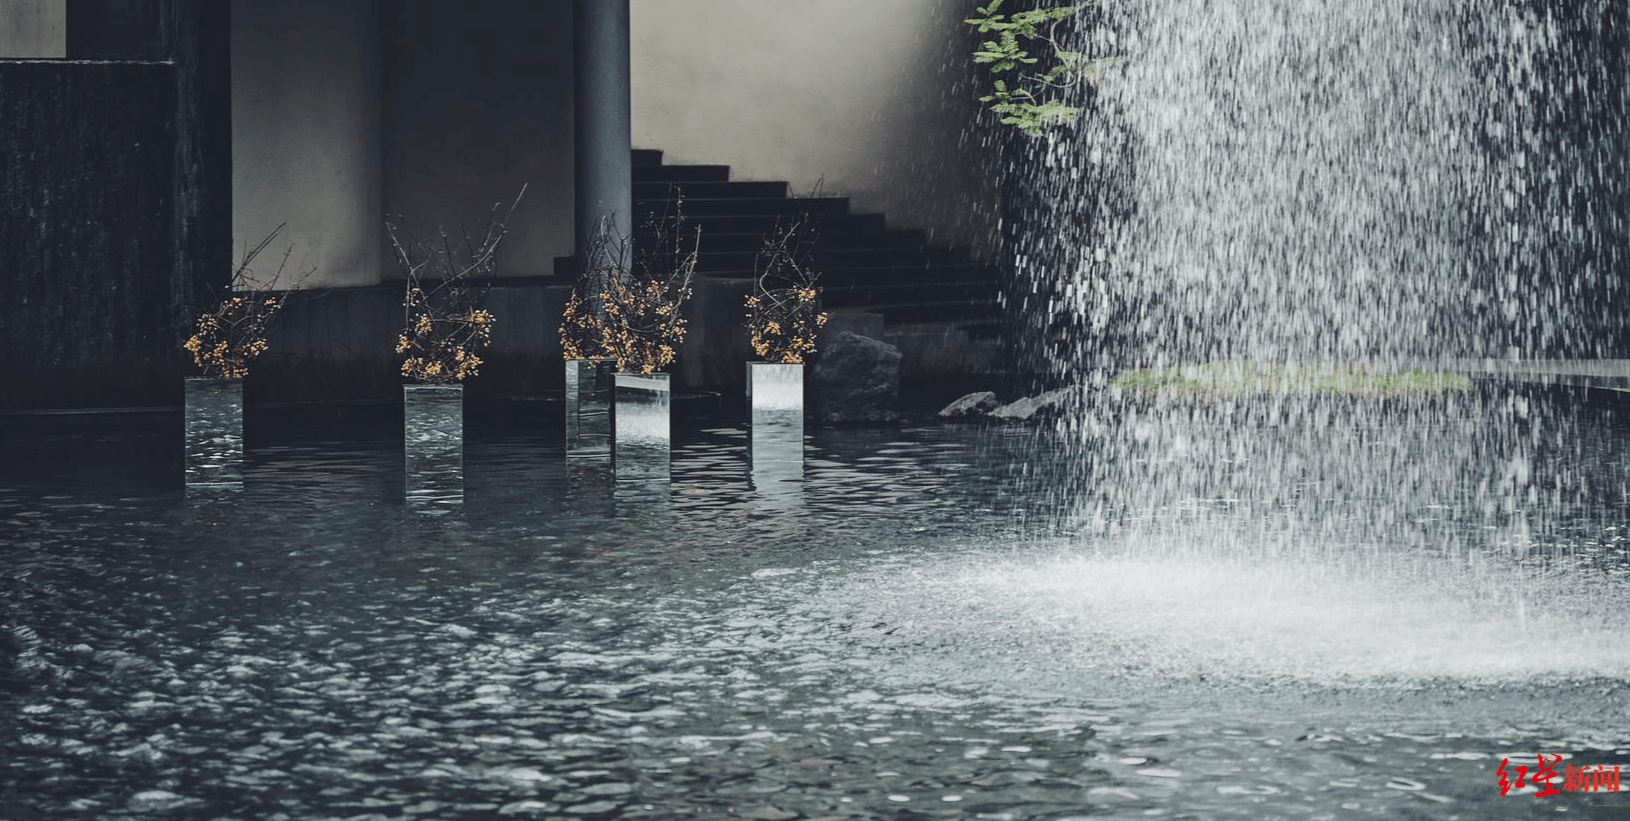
231 0 382 288
231 0 988 289
631 0 995 253
0 0 65 57
233 0 574 289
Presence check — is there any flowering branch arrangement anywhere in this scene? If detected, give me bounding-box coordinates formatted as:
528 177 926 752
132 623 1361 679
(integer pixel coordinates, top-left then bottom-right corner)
746 212 829 364
560 191 700 374
387 187 525 384
184 224 310 378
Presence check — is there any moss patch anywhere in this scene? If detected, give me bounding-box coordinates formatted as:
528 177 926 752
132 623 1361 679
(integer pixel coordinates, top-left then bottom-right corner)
1111 362 1474 399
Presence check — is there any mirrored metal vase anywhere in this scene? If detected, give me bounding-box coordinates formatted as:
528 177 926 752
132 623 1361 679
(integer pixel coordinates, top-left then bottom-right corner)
184 377 244 487
748 362 804 465
613 372 670 480
404 383 463 509
747 362 804 503
565 359 614 458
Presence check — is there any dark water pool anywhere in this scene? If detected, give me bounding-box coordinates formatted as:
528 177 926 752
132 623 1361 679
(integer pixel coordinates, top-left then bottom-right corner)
3 396 1629 820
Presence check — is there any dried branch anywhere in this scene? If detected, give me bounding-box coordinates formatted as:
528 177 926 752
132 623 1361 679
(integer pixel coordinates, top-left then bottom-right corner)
183 223 313 378
746 210 829 364
388 186 526 384
560 189 699 373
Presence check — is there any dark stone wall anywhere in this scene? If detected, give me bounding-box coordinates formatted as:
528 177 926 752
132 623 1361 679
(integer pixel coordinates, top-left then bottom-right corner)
0 0 231 409
0 60 179 407
71 0 233 372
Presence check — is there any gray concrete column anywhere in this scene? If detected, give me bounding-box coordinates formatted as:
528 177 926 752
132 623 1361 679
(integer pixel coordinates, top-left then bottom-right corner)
573 0 631 289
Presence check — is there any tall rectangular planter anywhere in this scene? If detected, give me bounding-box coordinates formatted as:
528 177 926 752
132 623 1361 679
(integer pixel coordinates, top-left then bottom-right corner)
613 372 670 480
565 358 614 457
184 376 243 487
747 362 804 467
404 383 463 508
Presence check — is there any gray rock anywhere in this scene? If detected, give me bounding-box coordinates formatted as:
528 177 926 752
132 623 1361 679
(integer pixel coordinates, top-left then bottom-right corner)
989 386 1075 422
937 391 1000 419
809 332 902 425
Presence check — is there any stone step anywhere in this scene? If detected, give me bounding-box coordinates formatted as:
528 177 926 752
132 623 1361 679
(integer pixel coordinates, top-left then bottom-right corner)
697 263 1001 286
820 280 999 306
632 164 731 183
634 180 789 199
874 299 1002 324
545 264 995 288
648 229 928 253
640 196 850 218
679 212 887 236
690 246 972 273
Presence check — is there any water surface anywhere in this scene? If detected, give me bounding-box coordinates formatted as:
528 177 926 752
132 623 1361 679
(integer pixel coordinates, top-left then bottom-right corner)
3 397 1628 819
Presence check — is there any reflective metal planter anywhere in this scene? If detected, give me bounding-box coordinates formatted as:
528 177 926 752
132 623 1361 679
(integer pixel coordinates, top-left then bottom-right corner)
404 383 463 509
565 358 614 458
613 372 670 480
184 377 244 487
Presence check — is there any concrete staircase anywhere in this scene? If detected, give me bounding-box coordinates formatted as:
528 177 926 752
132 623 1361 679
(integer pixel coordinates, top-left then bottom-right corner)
557 149 1007 380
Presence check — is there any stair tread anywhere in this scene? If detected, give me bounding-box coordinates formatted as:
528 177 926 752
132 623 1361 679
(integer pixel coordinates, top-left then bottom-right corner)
700 263 1000 276
821 281 998 291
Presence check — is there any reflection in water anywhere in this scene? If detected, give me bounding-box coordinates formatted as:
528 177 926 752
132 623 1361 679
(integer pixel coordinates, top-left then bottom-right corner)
183 377 243 487
566 455 615 493
404 384 463 511
2 393 1630 819
749 459 804 511
614 477 673 527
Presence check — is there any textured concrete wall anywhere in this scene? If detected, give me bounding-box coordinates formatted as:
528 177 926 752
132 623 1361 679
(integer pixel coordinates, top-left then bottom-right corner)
631 0 997 255
0 0 66 57
231 0 382 288
72 0 233 359
0 60 179 407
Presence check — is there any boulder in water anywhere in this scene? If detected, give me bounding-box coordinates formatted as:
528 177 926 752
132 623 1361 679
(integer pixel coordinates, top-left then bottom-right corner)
989 387 1075 422
937 391 1000 419
809 332 902 425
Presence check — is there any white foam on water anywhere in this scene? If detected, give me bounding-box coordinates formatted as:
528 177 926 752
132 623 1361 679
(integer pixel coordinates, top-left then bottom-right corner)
819 543 1630 687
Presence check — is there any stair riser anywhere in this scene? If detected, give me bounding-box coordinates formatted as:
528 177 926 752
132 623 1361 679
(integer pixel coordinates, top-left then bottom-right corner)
702 265 1000 284
633 165 731 183
879 303 1002 323
664 214 887 236
640 197 849 218
688 248 971 272
634 181 788 199
646 231 927 253
822 285 1001 306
